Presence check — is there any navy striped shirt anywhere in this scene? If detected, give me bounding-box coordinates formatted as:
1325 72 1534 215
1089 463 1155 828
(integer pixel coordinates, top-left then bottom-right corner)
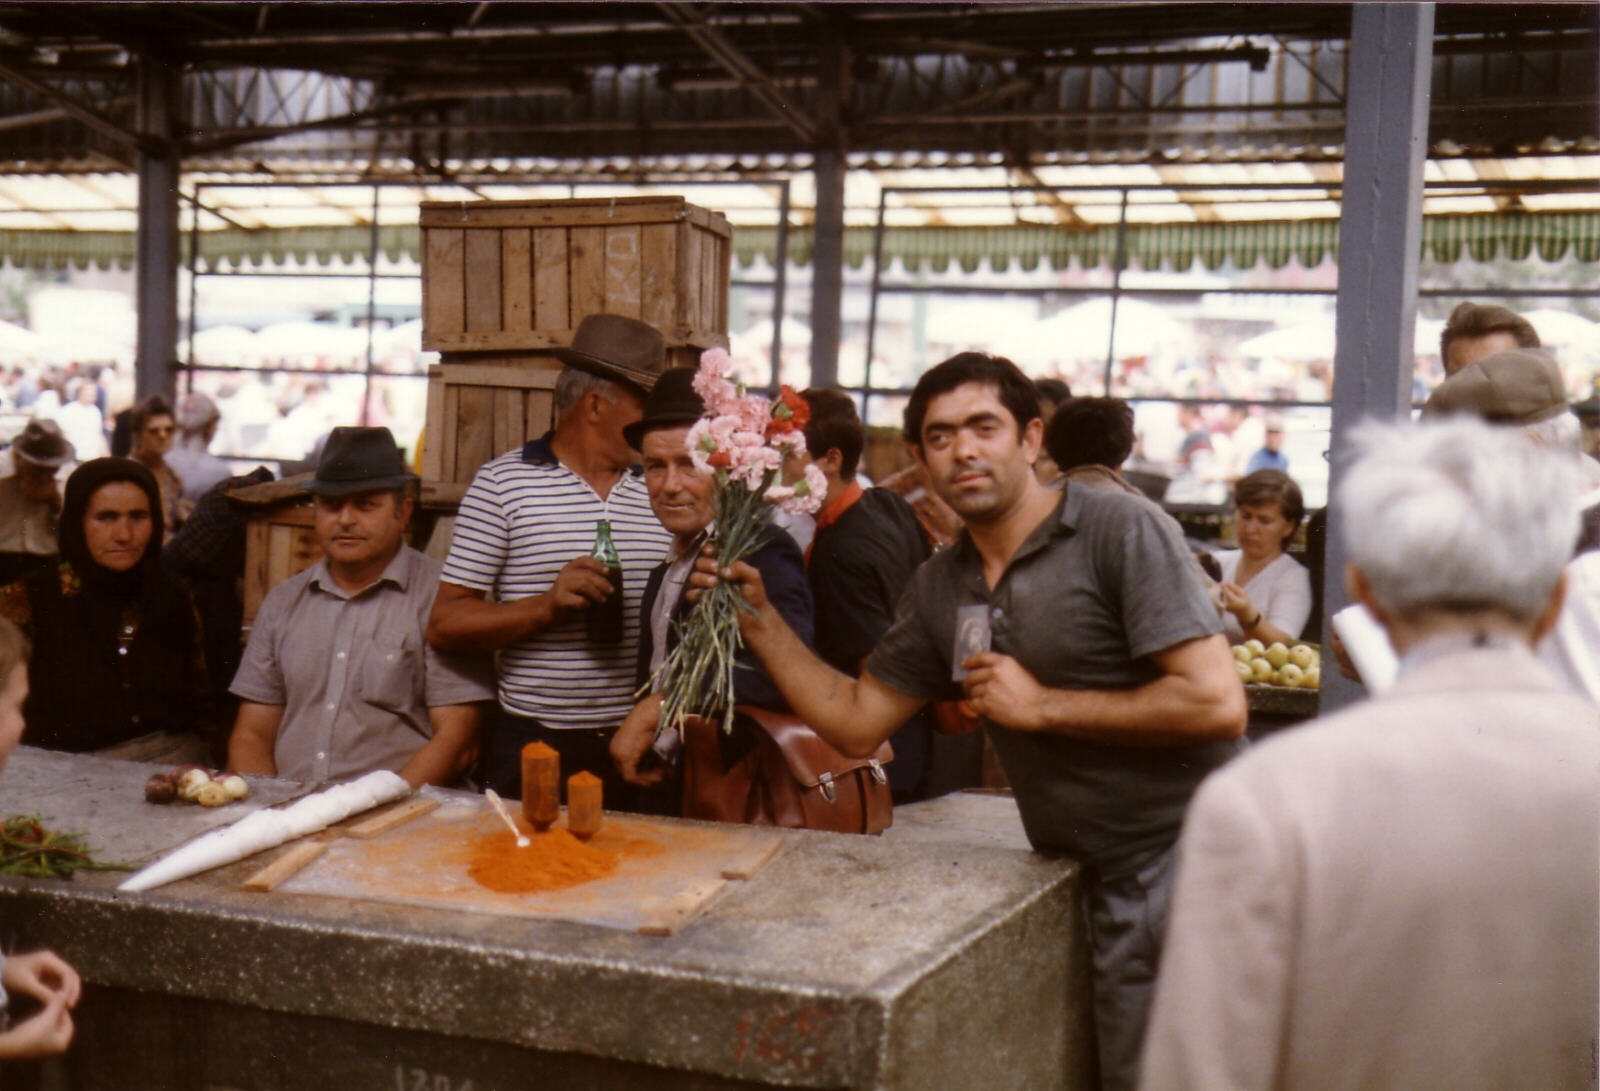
441 434 672 729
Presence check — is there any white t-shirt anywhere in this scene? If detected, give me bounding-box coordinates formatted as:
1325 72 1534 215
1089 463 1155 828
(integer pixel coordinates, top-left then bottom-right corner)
1215 549 1313 643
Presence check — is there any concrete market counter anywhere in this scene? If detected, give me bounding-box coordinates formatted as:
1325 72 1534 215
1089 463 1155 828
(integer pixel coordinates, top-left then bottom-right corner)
0 752 1092 1090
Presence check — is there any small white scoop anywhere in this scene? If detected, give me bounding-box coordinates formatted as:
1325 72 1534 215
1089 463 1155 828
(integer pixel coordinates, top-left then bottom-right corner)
483 788 530 848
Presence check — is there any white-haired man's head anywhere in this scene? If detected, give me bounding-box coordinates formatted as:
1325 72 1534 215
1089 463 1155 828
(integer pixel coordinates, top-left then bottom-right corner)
1340 417 1576 634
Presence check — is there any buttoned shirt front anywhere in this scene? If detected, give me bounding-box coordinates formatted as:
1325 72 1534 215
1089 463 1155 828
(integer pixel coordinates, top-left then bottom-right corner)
231 545 493 784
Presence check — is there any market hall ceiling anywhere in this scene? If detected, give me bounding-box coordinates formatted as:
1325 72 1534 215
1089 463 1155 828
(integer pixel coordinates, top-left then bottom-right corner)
0 2 1594 175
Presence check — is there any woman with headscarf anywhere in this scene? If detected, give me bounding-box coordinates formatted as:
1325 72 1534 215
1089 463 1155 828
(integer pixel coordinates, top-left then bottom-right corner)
0 458 213 762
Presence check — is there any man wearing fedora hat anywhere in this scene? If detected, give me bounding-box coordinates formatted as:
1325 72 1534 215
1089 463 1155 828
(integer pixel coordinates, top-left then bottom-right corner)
428 314 675 803
0 420 75 582
230 427 493 787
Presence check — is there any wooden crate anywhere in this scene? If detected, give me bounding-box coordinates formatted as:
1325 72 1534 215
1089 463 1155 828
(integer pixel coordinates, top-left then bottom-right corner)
419 196 731 354
420 361 561 503
234 478 323 631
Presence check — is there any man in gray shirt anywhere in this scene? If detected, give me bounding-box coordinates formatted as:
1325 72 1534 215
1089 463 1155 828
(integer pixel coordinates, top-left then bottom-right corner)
690 352 1247 1091
229 427 493 787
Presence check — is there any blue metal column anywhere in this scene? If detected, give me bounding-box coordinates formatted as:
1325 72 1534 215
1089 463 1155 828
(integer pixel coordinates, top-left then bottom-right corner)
135 53 180 401
1320 4 1435 712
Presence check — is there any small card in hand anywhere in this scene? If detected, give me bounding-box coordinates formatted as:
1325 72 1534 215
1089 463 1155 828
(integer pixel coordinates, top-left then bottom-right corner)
952 604 992 681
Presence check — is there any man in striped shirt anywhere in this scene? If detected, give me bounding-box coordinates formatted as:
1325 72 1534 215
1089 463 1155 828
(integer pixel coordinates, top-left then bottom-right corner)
427 315 674 803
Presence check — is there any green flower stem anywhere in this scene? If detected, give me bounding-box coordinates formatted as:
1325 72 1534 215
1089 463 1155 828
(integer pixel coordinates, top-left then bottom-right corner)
655 476 774 735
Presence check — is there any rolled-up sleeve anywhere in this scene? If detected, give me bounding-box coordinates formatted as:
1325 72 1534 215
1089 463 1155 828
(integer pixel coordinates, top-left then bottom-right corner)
229 585 287 705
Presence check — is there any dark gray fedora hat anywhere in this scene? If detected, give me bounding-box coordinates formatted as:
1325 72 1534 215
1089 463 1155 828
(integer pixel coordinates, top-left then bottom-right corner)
553 314 669 394
304 426 417 496
621 367 706 451
11 418 75 469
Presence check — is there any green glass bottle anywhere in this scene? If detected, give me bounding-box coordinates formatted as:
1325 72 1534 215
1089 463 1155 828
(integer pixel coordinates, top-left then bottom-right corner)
587 519 625 644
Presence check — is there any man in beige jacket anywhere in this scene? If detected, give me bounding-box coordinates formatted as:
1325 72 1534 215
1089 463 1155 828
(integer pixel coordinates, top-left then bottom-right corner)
1141 416 1599 1090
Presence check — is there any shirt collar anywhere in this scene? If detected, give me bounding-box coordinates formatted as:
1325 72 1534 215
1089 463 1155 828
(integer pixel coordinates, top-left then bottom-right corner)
953 488 1073 574
309 545 413 599
813 480 864 537
522 430 644 477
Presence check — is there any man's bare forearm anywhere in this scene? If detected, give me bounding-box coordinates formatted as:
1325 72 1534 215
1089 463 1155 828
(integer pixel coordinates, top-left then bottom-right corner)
741 604 917 756
1032 674 1246 747
427 585 556 653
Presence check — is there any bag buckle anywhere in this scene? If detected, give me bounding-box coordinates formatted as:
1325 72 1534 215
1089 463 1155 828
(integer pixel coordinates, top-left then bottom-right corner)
867 758 887 785
817 771 837 804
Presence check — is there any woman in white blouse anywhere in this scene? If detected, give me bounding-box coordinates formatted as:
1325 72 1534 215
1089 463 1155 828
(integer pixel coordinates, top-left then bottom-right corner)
1214 469 1312 645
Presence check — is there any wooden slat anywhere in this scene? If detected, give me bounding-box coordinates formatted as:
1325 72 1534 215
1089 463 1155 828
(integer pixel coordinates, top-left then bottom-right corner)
341 797 440 840
243 519 271 625
640 222 677 334
422 365 446 481
441 385 461 486
526 386 556 436
532 228 569 331
463 228 503 333
568 226 606 325
603 224 642 319
426 329 570 354
493 387 524 456
501 228 532 334
422 228 465 346
242 840 329 893
266 524 295 593
711 232 730 332
454 385 497 484
636 877 727 936
420 200 689 230
699 225 719 332
436 363 562 389
720 836 784 881
421 481 469 507
680 222 703 335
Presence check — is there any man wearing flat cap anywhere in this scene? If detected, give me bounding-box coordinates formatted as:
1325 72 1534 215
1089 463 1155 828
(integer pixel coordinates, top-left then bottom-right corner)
230 426 494 787
0 419 74 582
428 314 674 804
1424 348 1600 705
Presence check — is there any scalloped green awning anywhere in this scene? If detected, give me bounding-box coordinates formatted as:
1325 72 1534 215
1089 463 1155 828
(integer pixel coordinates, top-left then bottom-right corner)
2 213 1597 273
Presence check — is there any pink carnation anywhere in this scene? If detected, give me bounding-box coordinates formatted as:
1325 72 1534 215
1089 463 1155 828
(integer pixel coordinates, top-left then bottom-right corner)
779 464 827 515
693 349 741 415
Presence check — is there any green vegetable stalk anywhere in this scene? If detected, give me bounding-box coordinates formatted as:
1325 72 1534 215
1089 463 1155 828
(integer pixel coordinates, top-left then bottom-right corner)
0 815 129 878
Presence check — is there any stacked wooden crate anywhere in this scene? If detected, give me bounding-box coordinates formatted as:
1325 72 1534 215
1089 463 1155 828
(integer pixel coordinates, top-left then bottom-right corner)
419 196 733 503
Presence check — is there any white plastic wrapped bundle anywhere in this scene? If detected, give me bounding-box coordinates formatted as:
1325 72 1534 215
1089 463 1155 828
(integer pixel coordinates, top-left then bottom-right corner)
118 770 410 893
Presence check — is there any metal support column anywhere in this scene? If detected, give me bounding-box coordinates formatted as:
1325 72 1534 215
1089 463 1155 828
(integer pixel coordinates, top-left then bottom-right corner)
135 53 181 401
1320 3 1435 712
808 36 848 390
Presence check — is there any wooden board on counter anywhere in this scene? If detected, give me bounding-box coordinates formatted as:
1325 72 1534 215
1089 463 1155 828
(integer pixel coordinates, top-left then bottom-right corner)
279 800 785 934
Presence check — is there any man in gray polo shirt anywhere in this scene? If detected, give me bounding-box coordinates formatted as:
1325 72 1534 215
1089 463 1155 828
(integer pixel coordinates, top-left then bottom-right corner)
229 427 493 787
691 352 1247 1091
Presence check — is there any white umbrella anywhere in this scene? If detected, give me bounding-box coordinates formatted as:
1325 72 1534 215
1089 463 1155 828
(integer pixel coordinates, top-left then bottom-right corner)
187 324 259 367
0 318 49 359
1238 318 1336 362
252 321 371 366
1523 308 1597 347
1016 298 1188 362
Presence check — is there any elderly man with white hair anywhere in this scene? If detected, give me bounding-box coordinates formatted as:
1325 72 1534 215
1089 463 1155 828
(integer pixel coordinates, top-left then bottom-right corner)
1140 417 1599 1091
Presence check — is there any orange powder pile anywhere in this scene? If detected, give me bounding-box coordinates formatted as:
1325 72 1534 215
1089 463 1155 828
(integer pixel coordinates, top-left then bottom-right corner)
467 822 667 894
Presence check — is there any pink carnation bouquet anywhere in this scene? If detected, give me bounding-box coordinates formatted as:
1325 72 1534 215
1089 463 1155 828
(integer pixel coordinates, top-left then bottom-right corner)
653 348 826 736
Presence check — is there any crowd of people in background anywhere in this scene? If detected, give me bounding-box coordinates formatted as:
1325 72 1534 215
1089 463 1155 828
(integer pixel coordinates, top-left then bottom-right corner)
0 299 1594 1085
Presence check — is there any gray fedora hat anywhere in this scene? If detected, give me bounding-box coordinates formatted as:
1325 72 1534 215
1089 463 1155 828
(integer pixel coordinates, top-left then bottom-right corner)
304 426 417 496
553 314 669 394
11 418 75 469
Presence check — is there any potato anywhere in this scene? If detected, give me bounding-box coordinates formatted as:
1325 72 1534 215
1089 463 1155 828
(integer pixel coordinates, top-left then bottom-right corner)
144 773 177 804
195 781 231 807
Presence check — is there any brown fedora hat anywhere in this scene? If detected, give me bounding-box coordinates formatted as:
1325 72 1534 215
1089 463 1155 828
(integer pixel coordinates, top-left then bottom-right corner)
553 314 668 394
11 418 75 469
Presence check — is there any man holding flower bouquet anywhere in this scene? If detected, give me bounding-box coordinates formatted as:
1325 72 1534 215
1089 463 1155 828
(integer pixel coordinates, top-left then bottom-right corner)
609 367 815 795
688 352 1247 1091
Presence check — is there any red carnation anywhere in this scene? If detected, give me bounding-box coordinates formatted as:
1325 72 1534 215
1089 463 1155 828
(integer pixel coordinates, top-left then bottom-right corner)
768 385 811 437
